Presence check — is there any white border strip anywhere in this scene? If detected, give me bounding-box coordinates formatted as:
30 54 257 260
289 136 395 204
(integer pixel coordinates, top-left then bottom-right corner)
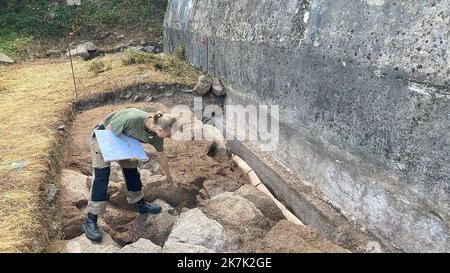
231 154 305 226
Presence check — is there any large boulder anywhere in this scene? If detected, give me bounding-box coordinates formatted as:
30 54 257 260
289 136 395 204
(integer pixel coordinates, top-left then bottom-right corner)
163 240 215 253
201 192 271 230
99 202 173 246
211 78 226 96
109 183 134 210
125 209 178 246
259 220 349 253
167 208 226 252
102 205 137 233
0 53 14 63
202 177 243 198
235 185 285 223
60 169 89 208
200 192 272 252
60 206 85 239
192 75 212 96
64 231 120 253
116 238 162 253
66 42 97 60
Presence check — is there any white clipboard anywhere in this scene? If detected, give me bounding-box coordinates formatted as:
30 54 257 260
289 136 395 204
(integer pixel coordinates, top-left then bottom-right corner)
94 130 149 162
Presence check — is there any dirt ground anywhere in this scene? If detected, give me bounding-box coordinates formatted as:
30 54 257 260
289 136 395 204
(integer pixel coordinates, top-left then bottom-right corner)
0 50 200 252
66 101 246 195
47 97 349 253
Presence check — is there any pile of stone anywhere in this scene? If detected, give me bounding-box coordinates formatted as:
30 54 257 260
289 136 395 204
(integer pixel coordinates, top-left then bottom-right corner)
51 166 348 253
192 76 227 97
66 42 97 60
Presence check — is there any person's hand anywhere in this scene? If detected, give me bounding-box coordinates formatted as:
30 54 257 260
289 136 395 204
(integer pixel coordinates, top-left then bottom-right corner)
166 174 173 184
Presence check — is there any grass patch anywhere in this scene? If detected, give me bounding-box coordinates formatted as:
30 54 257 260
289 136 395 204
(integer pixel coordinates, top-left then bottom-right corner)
173 44 186 61
0 33 33 59
121 49 194 77
0 0 167 38
0 1 167 58
121 49 158 65
0 52 199 252
88 59 111 75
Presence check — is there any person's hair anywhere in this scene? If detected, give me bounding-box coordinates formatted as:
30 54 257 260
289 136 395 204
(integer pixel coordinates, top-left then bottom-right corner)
151 111 179 132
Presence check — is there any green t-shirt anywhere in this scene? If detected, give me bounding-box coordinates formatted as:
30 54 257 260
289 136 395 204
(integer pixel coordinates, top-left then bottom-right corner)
103 108 164 152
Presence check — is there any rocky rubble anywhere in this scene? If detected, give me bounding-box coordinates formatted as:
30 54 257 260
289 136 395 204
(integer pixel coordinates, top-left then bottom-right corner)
53 163 348 253
235 185 285 223
162 240 215 253
66 42 97 60
117 238 162 253
192 75 227 97
166 208 226 251
60 169 89 208
257 220 349 253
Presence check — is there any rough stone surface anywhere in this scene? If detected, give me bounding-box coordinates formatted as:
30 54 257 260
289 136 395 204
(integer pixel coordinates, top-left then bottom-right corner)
143 45 156 53
164 0 450 252
168 208 226 252
259 220 349 253
0 53 14 63
211 78 226 96
153 199 179 215
139 162 164 176
66 42 96 59
64 231 120 253
163 240 215 253
102 206 137 233
235 185 285 222
60 169 89 208
126 211 178 246
142 176 199 208
109 183 134 210
199 192 273 252
109 174 168 210
192 75 212 96
117 238 162 253
201 192 271 230
60 206 85 239
202 177 242 198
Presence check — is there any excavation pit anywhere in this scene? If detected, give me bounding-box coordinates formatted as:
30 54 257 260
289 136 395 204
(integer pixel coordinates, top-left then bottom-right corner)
47 87 350 253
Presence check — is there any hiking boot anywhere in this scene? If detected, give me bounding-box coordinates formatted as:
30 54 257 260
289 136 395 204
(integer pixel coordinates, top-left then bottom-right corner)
134 199 161 214
82 213 102 242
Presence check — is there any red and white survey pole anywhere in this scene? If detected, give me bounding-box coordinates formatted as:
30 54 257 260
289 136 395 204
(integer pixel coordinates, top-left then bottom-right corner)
68 31 77 98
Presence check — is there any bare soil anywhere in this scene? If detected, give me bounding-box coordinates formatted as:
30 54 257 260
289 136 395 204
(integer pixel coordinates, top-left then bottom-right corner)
66 101 244 186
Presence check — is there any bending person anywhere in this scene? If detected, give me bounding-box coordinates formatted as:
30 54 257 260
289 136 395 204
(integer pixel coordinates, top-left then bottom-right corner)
83 108 178 242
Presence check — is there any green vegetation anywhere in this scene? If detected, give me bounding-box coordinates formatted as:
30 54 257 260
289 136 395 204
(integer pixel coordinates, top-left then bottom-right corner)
173 43 186 61
121 49 159 65
0 0 167 58
0 33 33 58
88 59 111 74
121 48 192 76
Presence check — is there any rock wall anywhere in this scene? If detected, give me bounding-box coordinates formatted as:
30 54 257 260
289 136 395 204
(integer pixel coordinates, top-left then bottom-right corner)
163 0 450 252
